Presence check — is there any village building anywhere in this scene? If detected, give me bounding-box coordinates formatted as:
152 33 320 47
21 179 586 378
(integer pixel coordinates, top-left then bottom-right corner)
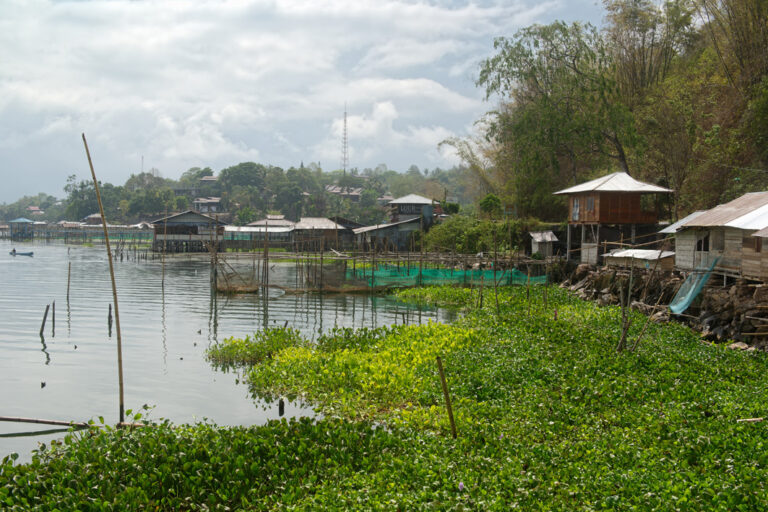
553 172 673 264
388 194 436 224
222 215 295 250
192 197 222 214
151 210 225 253
82 213 104 225
247 214 296 228
353 217 424 252
669 192 768 279
325 185 363 202
529 231 559 258
25 206 44 216
8 218 34 240
292 217 349 250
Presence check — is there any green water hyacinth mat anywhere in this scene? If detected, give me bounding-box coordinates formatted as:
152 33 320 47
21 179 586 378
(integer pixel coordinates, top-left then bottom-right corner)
4 285 768 510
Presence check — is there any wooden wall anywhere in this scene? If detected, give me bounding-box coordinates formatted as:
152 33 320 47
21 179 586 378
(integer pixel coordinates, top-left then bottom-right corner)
567 192 658 224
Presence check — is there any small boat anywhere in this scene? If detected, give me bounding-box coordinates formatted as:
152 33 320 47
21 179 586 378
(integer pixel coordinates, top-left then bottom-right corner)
9 251 33 257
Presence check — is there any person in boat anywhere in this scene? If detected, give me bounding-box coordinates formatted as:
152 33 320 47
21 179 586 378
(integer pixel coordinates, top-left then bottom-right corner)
11 248 15 255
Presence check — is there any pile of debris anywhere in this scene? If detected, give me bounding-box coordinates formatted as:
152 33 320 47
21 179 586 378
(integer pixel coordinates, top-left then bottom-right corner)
563 263 768 349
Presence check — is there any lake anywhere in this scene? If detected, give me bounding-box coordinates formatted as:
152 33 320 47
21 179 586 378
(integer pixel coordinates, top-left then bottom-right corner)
0 240 450 461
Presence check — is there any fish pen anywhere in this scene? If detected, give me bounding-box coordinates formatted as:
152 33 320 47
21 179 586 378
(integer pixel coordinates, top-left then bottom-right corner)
214 246 552 295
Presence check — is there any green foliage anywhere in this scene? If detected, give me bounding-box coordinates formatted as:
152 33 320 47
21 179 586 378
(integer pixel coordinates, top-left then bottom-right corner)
6 286 768 509
206 328 308 369
478 193 501 218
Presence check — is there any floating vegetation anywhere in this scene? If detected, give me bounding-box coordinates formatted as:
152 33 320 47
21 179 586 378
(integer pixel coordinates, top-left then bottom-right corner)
4 286 768 509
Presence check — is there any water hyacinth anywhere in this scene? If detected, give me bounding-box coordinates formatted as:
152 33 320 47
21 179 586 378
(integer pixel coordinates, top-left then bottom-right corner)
4 285 768 510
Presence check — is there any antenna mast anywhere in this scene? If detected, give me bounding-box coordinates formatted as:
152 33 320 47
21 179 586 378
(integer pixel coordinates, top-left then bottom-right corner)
341 104 349 176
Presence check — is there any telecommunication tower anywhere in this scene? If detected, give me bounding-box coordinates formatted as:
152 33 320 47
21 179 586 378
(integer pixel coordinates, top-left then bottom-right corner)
341 104 349 176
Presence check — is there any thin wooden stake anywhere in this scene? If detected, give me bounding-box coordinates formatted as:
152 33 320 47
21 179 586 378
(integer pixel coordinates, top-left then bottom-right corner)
83 133 126 425
436 356 457 439
52 300 55 337
39 304 50 337
67 261 71 302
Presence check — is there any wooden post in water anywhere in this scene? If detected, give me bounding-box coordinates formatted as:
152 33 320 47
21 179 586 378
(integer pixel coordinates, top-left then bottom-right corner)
82 133 126 425
66 261 71 302
39 304 50 337
52 300 55 337
436 356 457 439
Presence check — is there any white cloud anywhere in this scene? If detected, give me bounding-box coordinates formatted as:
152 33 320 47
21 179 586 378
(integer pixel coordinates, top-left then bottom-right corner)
0 0 604 202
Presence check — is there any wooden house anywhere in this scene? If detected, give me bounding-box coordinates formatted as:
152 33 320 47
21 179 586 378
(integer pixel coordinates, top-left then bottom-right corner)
293 217 348 250
151 210 225 252
553 172 673 264
672 192 768 279
353 217 423 252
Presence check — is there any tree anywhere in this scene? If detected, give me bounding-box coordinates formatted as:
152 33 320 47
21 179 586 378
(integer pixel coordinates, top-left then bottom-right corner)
479 193 502 219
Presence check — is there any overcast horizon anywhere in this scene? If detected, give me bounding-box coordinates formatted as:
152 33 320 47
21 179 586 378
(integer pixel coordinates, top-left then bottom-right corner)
0 0 603 203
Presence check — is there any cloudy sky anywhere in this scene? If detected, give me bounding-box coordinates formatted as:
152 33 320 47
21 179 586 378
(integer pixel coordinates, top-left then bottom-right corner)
0 0 603 203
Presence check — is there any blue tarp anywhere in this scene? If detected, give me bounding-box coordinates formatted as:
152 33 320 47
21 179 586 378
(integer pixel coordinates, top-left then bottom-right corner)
669 257 720 315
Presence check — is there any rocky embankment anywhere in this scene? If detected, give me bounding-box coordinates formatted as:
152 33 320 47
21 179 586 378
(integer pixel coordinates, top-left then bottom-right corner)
563 263 768 350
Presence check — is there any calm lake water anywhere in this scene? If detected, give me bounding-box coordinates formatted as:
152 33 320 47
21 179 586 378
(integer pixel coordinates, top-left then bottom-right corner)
0 240 450 462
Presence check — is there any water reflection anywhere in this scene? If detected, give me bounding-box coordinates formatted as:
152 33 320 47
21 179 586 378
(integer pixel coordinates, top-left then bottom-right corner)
0 241 451 461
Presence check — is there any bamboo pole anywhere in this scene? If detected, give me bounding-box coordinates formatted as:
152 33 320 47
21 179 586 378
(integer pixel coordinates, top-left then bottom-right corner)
52 300 55 337
82 133 126 425
39 304 50 337
436 356 457 439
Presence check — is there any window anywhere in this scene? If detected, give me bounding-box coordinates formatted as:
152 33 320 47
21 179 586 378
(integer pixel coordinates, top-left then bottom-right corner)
696 234 710 252
587 196 595 213
572 198 580 221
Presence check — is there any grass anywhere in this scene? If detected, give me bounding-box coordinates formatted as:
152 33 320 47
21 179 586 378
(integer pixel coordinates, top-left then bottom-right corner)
4 285 768 510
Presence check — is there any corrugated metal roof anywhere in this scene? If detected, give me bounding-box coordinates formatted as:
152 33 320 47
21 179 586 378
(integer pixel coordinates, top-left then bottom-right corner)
151 210 224 225
682 192 768 228
724 202 768 230
353 217 421 234
294 217 345 230
752 226 768 238
658 210 706 233
9 217 34 223
603 249 675 260
530 231 558 242
389 194 434 204
225 226 293 233
247 217 295 227
553 172 673 195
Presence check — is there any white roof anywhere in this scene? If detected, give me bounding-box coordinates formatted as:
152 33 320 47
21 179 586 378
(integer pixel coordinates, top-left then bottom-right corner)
658 211 706 234
603 249 675 260
553 172 673 195
530 231 558 243
389 194 434 205
724 203 768 230
294 217 345 230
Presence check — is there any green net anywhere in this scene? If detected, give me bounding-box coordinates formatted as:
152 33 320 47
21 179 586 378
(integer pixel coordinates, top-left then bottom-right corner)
346 264 547 288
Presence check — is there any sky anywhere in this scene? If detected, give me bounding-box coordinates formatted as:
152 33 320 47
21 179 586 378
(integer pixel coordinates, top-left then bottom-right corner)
0 0 604 203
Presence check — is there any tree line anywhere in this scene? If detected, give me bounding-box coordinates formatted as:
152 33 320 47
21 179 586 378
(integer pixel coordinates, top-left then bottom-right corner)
448 0 768 221
0 162 477 226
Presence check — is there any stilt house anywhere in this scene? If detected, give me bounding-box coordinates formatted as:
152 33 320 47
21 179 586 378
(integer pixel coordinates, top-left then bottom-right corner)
553 172 673 264
151 210 225 252
671 192 768 279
